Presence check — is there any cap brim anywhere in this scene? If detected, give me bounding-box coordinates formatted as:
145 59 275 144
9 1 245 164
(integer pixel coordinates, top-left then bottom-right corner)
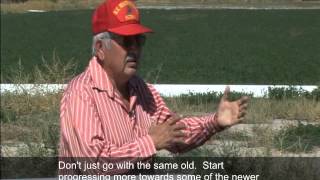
108 24 153 36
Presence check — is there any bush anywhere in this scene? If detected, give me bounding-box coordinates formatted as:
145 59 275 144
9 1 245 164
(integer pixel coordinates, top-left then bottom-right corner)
1 52 73 122
1 0 29 3
268 86 320 101
310 86 320 101
164 91 253 106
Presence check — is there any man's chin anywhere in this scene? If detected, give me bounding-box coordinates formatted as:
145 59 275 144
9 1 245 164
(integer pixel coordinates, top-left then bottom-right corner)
124 67 138 77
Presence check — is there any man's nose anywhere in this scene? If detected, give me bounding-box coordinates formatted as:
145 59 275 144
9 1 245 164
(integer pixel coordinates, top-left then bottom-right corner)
126 37 140 50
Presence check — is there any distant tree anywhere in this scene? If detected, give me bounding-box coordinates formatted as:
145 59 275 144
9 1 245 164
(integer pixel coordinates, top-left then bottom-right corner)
1 0 29 3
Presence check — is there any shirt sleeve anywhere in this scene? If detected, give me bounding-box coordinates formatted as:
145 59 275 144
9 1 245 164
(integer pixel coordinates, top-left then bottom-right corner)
59 89 156 174
147 84 224 154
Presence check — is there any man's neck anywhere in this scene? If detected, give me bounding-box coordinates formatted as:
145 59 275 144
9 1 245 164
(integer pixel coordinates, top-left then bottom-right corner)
116 80 129 99
102 64 131 100
109 73 130 100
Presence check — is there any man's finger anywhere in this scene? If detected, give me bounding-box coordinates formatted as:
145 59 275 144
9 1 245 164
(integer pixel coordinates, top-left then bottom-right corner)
150 118 158 125
168 114 183 125
240 104 248 111
238 96 249 105
172 131 186 138
173 123 187 130
172 138 186 145
238 117 245 122
150 119 157 127
238 111 247 118
221 86 230 101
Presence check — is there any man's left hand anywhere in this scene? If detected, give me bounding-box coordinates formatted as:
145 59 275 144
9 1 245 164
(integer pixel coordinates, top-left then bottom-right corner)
216 86 249 128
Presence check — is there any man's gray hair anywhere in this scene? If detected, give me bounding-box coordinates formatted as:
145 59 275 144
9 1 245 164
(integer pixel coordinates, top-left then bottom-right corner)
92 32 112 55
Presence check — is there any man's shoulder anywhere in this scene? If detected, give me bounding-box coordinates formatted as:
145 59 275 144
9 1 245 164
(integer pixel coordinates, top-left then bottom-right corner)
65 71 92 94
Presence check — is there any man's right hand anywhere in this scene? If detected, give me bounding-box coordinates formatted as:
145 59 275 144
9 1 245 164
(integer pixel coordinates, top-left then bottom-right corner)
149 115 187 150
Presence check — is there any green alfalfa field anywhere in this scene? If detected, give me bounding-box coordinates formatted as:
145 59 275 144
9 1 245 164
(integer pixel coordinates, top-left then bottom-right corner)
1 8 320 161
1 9 320 84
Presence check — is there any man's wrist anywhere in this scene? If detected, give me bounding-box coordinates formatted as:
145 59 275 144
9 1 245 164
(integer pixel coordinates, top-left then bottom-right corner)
205 113 225 133
137 135 157 157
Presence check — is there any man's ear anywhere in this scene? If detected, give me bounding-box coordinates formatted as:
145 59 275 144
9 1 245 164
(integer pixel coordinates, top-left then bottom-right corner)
95 40 105 61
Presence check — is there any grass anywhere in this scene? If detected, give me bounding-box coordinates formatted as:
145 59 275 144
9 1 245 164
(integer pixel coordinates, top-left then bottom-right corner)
181 122 320 157
1 9 320 84
214 130 252 141
4 51 77 84
275 123 320 153
165 93 320 123
1 110 60 156
2 86 319 156
1 55 320 157
2 91 319 156
0 55 74 156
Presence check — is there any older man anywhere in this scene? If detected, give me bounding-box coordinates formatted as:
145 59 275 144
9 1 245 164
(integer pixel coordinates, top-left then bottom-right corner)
59 0 248 174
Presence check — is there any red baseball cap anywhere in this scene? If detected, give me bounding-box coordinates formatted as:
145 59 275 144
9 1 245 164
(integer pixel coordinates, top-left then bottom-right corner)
92 0 153 36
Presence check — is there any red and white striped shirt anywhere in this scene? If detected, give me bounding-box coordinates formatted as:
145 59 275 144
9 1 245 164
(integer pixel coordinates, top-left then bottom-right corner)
59 57 222 173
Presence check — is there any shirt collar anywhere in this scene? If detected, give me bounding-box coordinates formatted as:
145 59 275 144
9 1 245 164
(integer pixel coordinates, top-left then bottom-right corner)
88 56 115 97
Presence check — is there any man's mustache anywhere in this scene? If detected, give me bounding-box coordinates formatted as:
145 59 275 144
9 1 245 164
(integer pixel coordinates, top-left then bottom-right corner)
125 52 138 62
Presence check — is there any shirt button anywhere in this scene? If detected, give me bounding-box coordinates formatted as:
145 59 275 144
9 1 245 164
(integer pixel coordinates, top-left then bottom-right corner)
129 110 135 118
129 111 136 119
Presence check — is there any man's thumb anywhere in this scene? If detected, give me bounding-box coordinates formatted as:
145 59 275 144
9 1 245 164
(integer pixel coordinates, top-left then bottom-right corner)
151 118 158 125
222 86 230 101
